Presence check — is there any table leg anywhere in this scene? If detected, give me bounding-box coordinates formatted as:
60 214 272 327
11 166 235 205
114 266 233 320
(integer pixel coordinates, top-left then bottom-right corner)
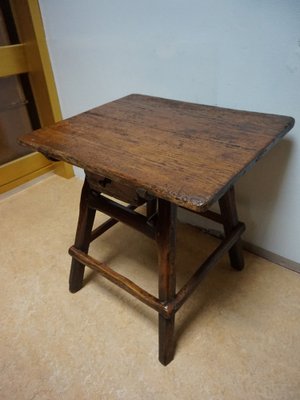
69 179 96 293
156 199 177 365
146 198 157 219
218 186 244 270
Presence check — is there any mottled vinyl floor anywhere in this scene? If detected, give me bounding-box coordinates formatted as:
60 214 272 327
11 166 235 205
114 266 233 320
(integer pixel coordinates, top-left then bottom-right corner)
1 175 299 400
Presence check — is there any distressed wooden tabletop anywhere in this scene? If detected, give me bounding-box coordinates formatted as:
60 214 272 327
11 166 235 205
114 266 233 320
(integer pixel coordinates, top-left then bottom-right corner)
19 94 294 212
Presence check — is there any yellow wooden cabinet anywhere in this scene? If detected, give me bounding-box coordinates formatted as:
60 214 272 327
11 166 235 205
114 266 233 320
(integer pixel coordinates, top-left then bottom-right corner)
0 0 73 194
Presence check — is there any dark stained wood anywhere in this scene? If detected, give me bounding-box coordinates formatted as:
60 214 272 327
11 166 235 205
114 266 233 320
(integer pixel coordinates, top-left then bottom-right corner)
67 171 246 365
22 94 295 366
198 210 223 224
146 198 157 219
89 200 153 242
69 246 170 319
90 204 137 242
85 171 144 206
219 187 244 270
90 217 118 242
18 94 295 212
88 193 155 239
173 222 245 313
69 179 96 293
156 199 177 366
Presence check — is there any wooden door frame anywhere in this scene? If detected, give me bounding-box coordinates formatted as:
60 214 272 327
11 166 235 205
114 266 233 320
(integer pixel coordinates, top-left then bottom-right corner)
0 0 73 194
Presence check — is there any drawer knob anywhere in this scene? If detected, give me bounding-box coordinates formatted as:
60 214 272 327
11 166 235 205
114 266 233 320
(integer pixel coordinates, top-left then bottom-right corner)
98 177 112 187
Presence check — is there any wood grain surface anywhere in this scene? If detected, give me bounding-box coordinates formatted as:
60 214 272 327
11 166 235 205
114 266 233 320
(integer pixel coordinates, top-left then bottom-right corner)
19 94 294 212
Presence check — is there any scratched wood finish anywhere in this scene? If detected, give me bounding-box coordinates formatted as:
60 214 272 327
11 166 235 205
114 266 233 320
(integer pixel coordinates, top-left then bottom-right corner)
88 193 155 239
69 246 170 319
219 186 244 270
85 171 144 206
156 199 177 365
69 179 96 293
19 94 295 212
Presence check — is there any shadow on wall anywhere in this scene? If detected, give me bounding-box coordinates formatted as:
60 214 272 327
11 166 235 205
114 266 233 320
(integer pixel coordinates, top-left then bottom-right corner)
179 138 294 249
235 138 294 244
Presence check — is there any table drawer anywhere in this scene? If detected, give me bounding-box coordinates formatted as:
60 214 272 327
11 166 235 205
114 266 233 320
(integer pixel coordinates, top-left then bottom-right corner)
85 171 143 206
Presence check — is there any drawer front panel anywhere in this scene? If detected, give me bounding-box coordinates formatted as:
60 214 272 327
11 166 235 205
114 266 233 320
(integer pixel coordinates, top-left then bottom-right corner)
85 171 144 206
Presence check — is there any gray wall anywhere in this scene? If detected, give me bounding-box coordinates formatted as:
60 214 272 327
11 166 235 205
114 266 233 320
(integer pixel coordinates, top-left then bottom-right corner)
39 0 300 263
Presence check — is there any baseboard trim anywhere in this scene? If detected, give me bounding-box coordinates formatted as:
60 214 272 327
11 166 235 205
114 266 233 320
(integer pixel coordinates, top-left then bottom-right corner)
180 205 300 273
193 224 300 274
243 242 300 274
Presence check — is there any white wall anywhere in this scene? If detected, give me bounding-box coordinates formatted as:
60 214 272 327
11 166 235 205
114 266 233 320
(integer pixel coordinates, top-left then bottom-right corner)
39 0 300 263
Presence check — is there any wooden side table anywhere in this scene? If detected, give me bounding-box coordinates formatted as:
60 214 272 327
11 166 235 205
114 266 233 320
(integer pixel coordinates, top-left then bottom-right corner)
19 94 294 365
